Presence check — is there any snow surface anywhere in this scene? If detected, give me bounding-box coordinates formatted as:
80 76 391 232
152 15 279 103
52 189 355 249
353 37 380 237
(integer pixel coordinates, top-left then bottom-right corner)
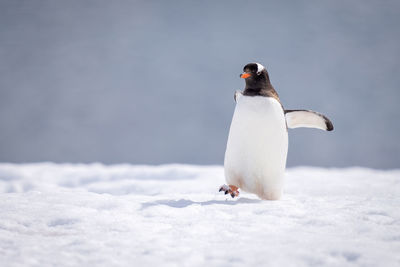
0 163 399 267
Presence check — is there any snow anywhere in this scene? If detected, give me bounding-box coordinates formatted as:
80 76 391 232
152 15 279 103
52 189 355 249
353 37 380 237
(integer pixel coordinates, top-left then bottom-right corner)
0 163 399 267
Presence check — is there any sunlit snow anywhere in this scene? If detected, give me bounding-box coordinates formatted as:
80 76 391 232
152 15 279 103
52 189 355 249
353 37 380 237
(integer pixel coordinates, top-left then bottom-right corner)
0 163 399 266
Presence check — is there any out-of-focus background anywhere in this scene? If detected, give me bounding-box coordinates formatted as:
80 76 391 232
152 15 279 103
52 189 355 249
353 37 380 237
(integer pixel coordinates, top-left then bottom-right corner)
0 0 399 168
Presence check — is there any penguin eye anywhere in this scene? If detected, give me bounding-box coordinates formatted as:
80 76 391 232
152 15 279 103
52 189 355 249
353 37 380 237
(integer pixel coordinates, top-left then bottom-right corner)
244 68 255 73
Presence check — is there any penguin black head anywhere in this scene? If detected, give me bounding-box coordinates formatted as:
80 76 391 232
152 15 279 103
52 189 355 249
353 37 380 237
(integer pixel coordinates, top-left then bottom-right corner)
240 63 271 91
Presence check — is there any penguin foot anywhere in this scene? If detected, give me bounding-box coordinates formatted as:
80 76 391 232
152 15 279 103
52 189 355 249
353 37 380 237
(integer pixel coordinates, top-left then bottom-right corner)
219 184 240 198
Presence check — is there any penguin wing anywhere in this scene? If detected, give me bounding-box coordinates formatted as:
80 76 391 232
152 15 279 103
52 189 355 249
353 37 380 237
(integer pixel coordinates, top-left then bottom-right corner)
284 110 333 131
234 90 242 103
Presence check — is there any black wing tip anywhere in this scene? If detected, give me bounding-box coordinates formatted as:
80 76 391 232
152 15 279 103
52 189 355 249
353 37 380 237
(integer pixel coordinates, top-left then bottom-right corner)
320 113 334 131
325 119 334 131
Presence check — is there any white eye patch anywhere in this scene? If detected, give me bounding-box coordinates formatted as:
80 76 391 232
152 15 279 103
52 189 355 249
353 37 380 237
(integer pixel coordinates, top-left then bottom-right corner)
255 63 265 75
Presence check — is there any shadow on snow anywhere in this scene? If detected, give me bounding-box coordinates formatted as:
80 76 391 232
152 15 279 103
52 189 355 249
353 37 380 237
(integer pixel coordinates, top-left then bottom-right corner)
141 197 261 209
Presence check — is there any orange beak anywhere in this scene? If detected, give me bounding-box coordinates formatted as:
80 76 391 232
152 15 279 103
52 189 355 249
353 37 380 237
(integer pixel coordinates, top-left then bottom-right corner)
240 73 251 79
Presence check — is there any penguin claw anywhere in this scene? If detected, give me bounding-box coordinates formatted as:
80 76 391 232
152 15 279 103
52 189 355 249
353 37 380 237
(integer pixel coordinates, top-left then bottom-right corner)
218 184 240 198
219 184 229 192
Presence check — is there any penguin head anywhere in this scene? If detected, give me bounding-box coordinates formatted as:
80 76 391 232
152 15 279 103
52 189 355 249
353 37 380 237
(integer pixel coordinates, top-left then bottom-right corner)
240 62 270 90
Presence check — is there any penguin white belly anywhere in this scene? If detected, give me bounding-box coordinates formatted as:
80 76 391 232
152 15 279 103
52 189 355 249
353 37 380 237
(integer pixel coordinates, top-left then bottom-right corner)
224 95 288 200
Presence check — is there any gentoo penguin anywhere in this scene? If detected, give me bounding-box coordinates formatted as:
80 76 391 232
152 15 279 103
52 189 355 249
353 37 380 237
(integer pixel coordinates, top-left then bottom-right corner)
220 62 333 200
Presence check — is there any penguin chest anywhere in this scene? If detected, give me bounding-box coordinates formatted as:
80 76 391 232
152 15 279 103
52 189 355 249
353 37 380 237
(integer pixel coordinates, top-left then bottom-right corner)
224 96 288 199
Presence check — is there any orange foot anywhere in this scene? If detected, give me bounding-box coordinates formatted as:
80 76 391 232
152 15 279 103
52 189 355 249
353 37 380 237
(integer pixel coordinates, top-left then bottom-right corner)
219 184 240 198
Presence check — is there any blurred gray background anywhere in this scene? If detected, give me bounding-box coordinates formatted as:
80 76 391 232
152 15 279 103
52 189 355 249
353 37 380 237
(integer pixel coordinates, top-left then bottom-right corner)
1 0 399 168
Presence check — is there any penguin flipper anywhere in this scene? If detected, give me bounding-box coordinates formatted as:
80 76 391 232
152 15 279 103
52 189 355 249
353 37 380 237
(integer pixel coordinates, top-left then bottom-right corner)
234 90 243 103
284 110 333 131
